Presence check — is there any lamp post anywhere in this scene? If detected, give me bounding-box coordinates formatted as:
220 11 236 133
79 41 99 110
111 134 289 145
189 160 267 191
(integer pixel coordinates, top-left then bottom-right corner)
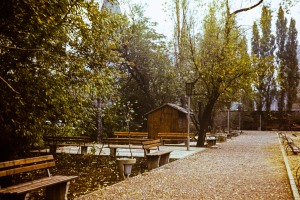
238 104 242 131
186 82 194 151
226 101 231 133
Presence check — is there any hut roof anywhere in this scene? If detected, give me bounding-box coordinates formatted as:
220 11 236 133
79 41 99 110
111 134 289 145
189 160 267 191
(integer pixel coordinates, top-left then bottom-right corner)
146 103 188 115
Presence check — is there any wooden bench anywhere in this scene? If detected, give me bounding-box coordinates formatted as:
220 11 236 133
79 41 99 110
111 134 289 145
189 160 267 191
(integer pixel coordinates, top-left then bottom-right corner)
100 138 151 157
43 136 92 154
295 164 300 187
157 132 196 145
291 124 300 131
206 136 217 146
113 132 148 138
283 136 300 155
142 139 172 170
0 155 77 200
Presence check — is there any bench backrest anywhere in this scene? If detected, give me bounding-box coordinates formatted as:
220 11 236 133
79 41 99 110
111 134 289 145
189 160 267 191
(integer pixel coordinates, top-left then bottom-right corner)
43 136 91 144
113 132 148 138
286 136 294 144
142 139 161 150
103 138 150 145
157 132 195 138
0 155 55 178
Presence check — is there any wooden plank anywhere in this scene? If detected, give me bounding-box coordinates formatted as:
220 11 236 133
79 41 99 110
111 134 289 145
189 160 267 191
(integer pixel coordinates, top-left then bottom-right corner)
158 132 195 137
0 162 55 177
142 139 161 145
108 145 143 149
103 138 149 145
0 175 77 194
0 155 53 169
113 132 148 137
146 150 172 157
43 136 91 144
142 140 161 150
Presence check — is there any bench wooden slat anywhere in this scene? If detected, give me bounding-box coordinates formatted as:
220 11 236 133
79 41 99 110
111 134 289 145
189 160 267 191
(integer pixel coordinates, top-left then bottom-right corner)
0 162 55 177
157 132 196 145
142 139 172 170
142 139 161 145
143 143 160 150
0 155 53 169
108 145 143 149
158 132 195 136
103 138 149 145
146 150 172 156
101 138 152 157
0 155 78 199
0 175 77 194
43 136 92 154
0 155 55 177
113 132 148 138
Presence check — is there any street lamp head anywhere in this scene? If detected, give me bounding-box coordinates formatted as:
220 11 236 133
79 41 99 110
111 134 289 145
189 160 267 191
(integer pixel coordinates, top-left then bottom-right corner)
226 101 231 110
186 82 194 96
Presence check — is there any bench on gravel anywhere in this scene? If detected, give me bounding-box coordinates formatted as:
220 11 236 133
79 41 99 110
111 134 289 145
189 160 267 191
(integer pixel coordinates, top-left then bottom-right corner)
113 131 148 138
142 139 172 170
43 136 92 155
0 155 77 200
283 136 300 155
206 136 217 146
157 132 196 145
100 138 151 157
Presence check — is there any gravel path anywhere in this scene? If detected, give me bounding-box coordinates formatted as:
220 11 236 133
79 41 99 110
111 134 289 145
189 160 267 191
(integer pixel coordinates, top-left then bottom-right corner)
78 131 293 200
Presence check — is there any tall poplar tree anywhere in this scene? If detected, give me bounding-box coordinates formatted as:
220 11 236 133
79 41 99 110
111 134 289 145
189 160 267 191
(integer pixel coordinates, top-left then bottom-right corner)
252 5 276 113
276 5 288 112
286 18 299 111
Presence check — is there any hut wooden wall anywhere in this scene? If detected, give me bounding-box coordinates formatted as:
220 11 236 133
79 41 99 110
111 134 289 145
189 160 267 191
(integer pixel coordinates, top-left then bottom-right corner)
147 106 187 139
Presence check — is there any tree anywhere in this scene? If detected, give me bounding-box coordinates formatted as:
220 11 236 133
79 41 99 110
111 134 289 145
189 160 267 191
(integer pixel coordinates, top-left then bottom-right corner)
171 0 195 106
276 5 288 112
118 4 176 130
285 18 299 111
187 1 252 146
0 0 124 160
251 5 276 114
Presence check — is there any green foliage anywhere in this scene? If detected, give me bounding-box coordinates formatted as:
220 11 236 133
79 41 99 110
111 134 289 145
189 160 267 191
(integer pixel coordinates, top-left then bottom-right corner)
118 3 176 127
285 18 299 110
276 5 288 112
251 5 276 112
0 0 125 160
171 1 253 146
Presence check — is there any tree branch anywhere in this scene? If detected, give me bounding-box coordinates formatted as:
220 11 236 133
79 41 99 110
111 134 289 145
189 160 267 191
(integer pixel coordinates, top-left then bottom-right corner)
230 0 264 15
0 75 19 94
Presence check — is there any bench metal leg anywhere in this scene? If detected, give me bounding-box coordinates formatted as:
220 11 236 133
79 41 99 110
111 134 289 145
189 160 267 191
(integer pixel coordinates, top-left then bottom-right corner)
49 145 57 154
146 155 160 170
81 146 88 155
159 153 171 166
45 181 70 200
110 148 116 157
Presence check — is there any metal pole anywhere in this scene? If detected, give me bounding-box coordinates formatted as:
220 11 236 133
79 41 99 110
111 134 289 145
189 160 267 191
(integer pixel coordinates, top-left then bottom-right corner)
259 113 261 131
187 95 190 151
238 106 241 131
227 108 230 133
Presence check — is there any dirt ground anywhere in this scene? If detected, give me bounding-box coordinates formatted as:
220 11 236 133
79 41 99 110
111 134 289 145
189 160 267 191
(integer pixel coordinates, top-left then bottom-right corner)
281 131 300 190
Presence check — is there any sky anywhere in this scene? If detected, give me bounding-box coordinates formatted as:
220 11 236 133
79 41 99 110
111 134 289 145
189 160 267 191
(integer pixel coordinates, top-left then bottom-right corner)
119 0 300 42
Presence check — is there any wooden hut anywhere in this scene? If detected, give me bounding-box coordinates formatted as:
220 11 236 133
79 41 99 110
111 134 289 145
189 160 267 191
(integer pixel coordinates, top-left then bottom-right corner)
146 103 188 139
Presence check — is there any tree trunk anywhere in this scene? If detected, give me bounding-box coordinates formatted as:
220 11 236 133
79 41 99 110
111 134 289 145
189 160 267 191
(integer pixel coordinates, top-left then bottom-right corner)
196 100 215 147
96 98 103 142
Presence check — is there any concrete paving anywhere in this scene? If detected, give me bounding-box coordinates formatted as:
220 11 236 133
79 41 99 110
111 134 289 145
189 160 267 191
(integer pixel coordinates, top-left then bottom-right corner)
43 142 206 159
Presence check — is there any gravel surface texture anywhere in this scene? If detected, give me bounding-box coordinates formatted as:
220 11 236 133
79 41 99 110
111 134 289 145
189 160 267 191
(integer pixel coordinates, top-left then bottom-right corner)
77 131 293 200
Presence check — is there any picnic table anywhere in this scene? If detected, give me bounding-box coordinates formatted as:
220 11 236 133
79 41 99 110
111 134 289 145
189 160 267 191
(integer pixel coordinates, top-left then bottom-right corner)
43 136 92 154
